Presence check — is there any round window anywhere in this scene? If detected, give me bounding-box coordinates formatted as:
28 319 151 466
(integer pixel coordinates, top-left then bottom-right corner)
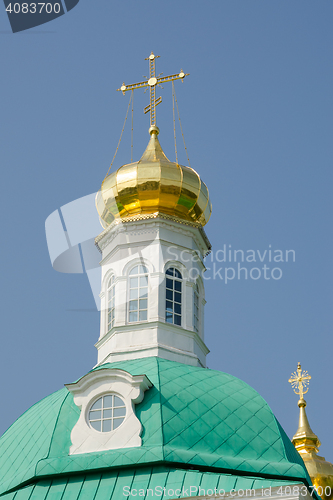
88 394 126 432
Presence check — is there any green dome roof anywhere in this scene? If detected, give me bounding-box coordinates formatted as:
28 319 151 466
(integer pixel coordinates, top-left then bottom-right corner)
0 358 311 498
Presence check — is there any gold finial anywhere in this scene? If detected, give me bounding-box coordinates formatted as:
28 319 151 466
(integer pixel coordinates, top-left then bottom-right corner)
289 362 320 452
288 362 311 405
117 52 189 130
288 364 333 500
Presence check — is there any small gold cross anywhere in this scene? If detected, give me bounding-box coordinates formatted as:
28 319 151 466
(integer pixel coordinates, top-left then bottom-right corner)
288 362 311 400
117 52 189 128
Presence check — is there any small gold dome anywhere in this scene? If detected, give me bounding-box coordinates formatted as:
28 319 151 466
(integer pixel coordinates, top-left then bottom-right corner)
292 400 333 500
289 364 333 500
96 127 212 228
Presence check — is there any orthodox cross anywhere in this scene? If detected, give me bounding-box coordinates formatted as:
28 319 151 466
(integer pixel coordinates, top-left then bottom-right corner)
117 52 189 128
288 362 311 400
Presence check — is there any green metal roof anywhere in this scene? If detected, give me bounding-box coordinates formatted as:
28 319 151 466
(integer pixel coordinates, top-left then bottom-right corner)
0 358 311 496
0 467 302 500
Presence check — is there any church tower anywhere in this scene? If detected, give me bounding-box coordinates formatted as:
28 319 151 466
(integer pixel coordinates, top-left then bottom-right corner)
0 52 323 500
94 52 212 368
94 131 211 367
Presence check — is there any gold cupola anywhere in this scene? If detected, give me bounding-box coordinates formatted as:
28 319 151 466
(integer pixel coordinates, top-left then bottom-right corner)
289 363 333 500
96 52 212 229
96 126 212 228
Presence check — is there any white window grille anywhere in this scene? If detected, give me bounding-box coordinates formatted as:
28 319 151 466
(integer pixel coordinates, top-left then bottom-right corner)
165 267 182 326
128 265 149 322
88 394 126 432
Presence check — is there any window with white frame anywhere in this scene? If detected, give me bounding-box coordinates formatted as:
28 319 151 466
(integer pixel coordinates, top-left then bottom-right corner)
128 265 149 322
107 275 116 331
165 267 182 326
88 394 126 432
193 282 200 333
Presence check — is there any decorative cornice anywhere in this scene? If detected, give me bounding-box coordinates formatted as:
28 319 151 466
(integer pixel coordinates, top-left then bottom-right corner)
65 368 152 395
95 212 211 254
95 320 210 356
97 343 203 368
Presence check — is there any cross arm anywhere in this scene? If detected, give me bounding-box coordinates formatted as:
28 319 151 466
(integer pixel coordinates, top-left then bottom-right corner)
117 80 149 95
156 71 190 85
117 72 189 95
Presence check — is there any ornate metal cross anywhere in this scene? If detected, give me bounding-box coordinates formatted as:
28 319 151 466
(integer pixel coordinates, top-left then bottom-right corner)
288 362 312 400
117 52 189 128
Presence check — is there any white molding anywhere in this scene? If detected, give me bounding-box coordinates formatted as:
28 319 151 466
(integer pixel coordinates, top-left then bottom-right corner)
122 257 155 277
95 212 209 246
65 368 152 455
95 321 209 367
163 260 188 279
96 216 210 259
95 321 209 352
101 268 117 288
196 275 206 300
97 345 206 368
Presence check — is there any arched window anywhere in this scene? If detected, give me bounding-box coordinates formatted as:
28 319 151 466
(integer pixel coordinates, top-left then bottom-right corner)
128 265 149 322
107 275 115 331
165 267 182 326
193 282 200 333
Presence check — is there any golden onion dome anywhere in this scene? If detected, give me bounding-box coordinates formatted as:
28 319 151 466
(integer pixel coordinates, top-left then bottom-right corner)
96 126 212 228
292 399 333 500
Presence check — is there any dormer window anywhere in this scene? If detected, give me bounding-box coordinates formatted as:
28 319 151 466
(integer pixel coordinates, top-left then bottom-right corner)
66 368 152 454
165 267 182 326
128 265 149 322
107 275 116 331
88 394 126 432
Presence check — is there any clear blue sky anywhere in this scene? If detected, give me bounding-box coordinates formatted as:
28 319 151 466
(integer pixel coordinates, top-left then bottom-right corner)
1 1 332 458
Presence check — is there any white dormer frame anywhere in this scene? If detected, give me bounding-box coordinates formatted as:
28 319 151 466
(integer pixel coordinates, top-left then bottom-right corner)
65 368 152 455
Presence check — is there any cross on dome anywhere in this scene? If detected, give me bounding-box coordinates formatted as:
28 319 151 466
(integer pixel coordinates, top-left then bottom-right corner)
97 52 212 230
288 362 311 401
117 51 189 129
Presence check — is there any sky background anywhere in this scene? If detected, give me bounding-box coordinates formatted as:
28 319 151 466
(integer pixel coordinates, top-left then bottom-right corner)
1 1 333 460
